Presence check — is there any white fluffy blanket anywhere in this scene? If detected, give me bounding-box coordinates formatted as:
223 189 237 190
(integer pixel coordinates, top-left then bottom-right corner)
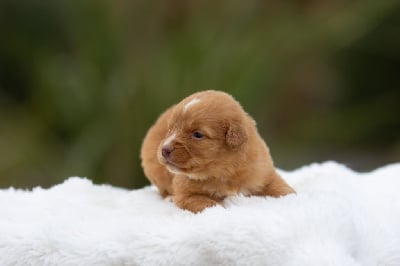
1 162 400 266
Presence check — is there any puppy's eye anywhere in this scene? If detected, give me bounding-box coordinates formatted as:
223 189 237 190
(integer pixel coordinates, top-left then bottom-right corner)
192 131 204 139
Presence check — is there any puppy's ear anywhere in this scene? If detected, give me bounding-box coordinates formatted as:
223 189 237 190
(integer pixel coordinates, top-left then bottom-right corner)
226 121 247 149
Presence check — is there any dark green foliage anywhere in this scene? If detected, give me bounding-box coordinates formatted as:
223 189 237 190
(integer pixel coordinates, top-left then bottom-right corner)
0 0 399 188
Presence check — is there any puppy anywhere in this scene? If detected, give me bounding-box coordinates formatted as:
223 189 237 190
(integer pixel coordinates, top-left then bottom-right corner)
141 90 295 213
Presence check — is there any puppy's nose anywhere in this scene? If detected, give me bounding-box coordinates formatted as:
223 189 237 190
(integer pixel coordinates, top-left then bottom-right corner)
161 145 173 159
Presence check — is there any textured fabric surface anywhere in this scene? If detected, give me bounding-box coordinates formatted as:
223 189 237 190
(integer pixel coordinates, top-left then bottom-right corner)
1 162 399 266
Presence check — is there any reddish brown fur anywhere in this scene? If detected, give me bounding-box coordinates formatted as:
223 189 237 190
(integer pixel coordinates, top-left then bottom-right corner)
141 90 295 213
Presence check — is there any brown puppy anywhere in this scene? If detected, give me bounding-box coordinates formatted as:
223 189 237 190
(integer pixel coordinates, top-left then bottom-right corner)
141 90 295 213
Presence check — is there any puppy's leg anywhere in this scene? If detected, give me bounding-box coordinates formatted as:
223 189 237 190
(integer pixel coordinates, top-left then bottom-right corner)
258 171 295 197
174 194 220 213
172 175 222 213
152 168 174 198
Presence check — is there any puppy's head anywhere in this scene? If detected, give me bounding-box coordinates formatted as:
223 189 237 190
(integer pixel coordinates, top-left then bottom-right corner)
158 90 254 179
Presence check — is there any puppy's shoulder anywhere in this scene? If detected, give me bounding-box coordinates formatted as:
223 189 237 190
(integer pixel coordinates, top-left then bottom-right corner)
156 104 176 125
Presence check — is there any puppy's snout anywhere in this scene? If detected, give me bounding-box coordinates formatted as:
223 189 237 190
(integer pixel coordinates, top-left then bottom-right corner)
161 145 173 159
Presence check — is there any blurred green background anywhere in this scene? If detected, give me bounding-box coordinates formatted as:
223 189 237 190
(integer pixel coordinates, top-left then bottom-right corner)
0 0 399 189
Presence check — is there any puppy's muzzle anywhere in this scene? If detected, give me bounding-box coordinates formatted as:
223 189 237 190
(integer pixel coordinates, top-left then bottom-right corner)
161 145 173 159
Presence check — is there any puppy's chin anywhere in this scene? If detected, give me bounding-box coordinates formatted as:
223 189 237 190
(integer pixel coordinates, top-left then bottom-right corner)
164 163 208 181
158 151 205 180
160 159 186 175
165 163 183 175
183 173 209 181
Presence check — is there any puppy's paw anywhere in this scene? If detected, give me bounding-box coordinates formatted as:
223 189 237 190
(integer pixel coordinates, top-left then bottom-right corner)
175 194 219 213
